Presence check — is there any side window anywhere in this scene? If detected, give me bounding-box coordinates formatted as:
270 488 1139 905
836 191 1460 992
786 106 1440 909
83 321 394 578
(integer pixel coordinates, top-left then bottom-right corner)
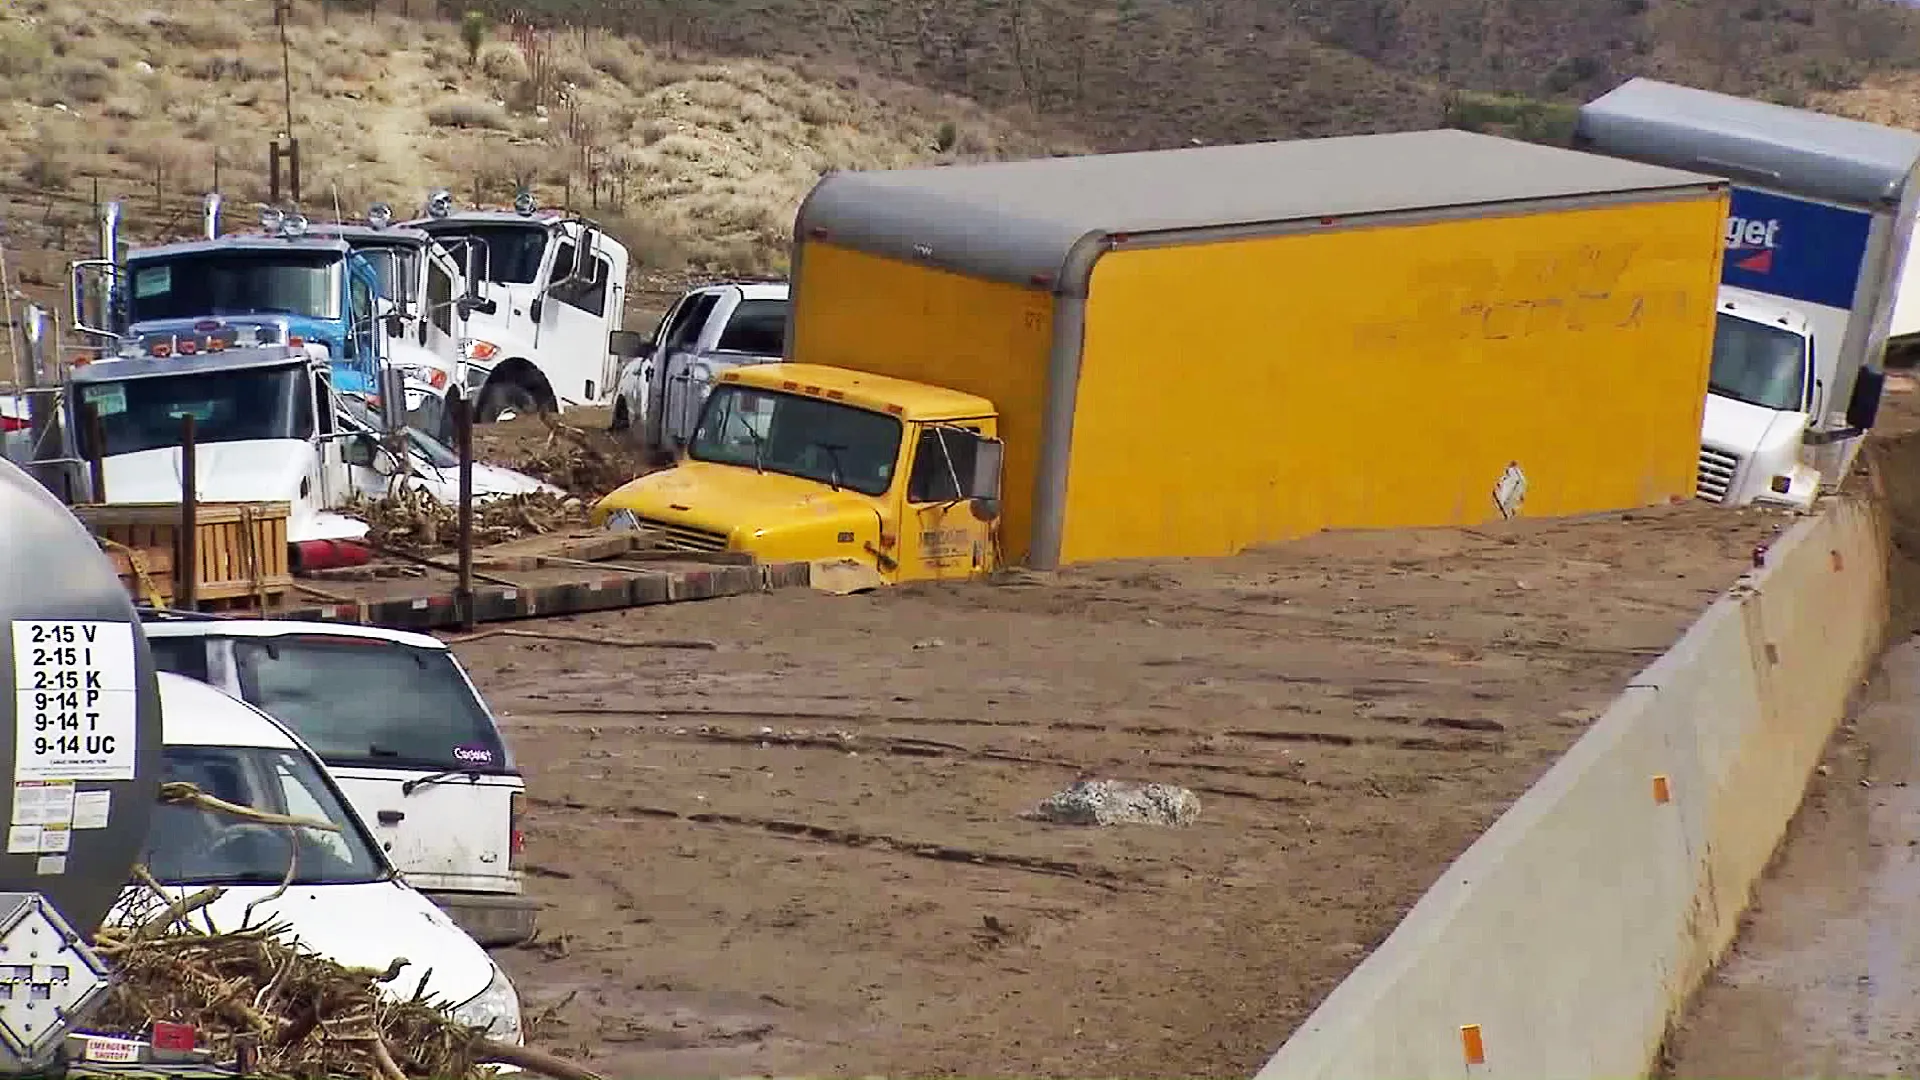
667 294 720 352
907 426 982 503
146 638 209 682
427 261 454 337
555 256 609 317
272 756 352 862
548 242 576 288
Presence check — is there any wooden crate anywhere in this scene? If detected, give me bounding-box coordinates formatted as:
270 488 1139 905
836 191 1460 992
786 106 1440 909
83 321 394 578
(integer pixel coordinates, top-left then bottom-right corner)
103 543 175 608
76 501 293 605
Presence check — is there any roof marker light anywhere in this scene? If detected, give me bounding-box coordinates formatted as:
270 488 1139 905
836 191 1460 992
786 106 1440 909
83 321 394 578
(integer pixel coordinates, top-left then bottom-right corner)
368 202 393 229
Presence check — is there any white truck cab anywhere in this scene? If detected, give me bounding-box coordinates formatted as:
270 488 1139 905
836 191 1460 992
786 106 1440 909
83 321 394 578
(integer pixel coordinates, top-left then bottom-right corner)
67 324 370 550
1699 289 1824 509
406 189 648 424
126 670 524 1040
1576 79 1920 510
138 614 539 947
308 211 481 440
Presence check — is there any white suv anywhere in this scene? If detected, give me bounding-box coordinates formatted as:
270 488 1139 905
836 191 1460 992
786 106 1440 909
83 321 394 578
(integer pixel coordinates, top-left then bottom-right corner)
138 613 537 946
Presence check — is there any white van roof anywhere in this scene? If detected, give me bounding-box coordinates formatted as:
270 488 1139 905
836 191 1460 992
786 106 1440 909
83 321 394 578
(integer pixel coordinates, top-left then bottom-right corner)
142 618 448 651
155 670 301 751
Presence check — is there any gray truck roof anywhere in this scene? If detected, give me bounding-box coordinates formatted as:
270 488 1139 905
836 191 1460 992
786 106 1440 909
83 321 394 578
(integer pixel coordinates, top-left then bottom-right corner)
308 223 435 246
794 128 1723 293
128 235 353 261
1575 78 1920 209
72 347 310 384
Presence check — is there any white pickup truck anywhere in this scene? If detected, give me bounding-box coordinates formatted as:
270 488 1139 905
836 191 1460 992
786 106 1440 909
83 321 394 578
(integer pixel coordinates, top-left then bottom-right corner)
608 279 789 464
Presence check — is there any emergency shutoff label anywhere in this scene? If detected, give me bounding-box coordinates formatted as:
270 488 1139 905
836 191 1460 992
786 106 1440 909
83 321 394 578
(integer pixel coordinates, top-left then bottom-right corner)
11 621 138 782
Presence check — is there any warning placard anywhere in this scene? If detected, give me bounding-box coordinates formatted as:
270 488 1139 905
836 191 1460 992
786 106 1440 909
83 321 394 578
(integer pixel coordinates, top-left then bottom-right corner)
11 621 138 782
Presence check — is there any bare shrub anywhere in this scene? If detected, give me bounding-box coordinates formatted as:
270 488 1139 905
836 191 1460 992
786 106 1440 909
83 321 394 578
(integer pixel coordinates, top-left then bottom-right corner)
478 42 527 83
425 97 510 130
50 57 113 103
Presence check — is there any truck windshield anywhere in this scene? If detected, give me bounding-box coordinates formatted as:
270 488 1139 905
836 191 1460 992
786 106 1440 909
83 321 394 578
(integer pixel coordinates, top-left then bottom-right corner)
688 385 901 496
1710 313 1809 413
356 245 418 303
76 363 314 457
128 252 343 323
140 744 386 887
230 636 512 772
420 224 547 285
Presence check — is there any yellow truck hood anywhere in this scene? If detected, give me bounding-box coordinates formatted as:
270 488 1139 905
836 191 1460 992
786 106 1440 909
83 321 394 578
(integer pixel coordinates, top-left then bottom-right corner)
596 461 878 536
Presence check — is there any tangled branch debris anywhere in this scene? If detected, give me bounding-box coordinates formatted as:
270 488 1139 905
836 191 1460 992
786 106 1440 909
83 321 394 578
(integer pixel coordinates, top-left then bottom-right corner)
345 485 584 555
489 415 649 498
77 782 607 1079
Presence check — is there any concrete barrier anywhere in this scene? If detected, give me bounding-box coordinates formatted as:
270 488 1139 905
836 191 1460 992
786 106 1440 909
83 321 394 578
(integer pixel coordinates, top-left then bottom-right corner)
1254 493 1891 1080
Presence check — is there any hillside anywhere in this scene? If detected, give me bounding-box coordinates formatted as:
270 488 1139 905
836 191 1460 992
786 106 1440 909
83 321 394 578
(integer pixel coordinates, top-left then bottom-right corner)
0 0 1076 288
457 0 1920 151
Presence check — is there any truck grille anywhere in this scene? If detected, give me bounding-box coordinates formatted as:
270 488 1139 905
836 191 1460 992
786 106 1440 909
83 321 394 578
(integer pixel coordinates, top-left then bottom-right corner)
1696 446 1742 504
636 516 730 553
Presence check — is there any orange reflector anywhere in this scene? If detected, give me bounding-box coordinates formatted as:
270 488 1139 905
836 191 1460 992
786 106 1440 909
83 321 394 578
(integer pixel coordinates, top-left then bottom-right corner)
206 338 226 351
1461 1024 1485 1066
288 335 305 347
802 385 821 395
151 345 171 358
826 389 844 399
70 354 91 366
1652 775 1671 804
781 380 798 390
886 404 903 415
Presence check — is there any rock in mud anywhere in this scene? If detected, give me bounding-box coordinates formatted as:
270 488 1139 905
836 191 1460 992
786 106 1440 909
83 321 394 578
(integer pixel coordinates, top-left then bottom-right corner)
1026 779 1200 827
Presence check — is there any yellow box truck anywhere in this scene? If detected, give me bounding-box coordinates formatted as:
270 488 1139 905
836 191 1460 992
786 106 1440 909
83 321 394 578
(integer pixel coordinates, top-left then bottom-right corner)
592 128 1730 580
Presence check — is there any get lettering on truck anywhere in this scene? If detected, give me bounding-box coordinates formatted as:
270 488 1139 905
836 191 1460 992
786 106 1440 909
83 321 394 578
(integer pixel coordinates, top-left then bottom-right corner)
1576 78 1920 511
135 616 538 947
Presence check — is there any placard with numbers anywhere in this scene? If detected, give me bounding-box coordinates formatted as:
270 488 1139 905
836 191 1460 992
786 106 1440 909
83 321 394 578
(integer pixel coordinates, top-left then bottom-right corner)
11 621 138 782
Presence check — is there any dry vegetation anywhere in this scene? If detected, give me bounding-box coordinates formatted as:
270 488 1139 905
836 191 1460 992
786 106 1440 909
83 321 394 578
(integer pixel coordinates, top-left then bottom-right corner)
461 0 1920 151
0 0 1077 280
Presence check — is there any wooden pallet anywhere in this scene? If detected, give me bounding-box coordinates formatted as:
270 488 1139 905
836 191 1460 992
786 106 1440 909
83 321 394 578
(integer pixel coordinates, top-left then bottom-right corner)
78 501 293 608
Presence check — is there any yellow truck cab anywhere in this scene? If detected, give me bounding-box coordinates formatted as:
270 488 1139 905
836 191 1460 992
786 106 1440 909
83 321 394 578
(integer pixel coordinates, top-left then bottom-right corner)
590 362 1006 584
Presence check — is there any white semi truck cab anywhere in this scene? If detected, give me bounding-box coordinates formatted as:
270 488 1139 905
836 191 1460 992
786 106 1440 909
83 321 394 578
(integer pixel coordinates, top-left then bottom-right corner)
1577 78 1920 511
1700 289 1822 507
66 323 370 557
406 189 648 424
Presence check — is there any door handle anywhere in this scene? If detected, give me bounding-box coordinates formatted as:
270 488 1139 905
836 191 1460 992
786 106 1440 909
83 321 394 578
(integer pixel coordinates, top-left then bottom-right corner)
377 810 405 825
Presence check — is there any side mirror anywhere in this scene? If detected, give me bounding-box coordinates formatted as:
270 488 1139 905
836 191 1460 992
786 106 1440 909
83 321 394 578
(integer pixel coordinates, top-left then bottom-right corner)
968 436 1004 523
1847 367 1887 431
384 313 406 338
458 295 497 318
609 330 650 359
530 297 544 323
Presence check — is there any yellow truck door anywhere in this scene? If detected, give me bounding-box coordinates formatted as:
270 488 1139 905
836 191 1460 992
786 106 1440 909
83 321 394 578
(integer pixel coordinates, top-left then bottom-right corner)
894 421 997 580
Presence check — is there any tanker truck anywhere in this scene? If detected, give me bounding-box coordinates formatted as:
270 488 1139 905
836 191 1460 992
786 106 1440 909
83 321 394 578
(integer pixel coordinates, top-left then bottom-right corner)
0 455 162 1072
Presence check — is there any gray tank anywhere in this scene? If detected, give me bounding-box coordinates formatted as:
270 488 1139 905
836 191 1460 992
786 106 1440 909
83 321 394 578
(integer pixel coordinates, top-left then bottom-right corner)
0 455 160 940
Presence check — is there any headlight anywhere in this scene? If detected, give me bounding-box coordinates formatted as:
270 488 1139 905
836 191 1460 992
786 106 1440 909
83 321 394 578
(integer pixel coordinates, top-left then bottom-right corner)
465 339 500 362
400 364 449 391
451 965 523 1045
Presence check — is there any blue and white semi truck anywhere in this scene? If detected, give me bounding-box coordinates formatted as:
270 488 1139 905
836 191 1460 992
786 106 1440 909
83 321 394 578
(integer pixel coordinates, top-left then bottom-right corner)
1576 78 1920 510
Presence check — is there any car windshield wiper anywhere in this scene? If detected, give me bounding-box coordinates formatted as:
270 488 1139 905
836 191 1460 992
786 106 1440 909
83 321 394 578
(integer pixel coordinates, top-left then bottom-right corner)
400 767 482 796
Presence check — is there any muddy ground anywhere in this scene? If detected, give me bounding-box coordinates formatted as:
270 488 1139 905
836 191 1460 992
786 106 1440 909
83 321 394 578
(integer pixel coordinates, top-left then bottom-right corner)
450 501 1788 1079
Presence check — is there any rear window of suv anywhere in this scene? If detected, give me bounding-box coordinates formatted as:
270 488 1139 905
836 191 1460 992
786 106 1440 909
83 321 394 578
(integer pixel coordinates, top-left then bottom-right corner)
229 636 511 772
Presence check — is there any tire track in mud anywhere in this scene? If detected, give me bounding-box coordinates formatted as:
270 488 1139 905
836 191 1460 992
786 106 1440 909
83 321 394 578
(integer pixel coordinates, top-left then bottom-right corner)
527 796 1137 890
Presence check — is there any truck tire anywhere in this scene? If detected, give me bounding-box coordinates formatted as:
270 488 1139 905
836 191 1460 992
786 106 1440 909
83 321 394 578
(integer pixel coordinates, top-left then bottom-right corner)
475 375 546 424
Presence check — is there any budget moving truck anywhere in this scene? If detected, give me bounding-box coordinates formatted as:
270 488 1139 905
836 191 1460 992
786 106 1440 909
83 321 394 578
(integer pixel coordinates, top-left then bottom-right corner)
1575 78 1920 510
591 129 1731 579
